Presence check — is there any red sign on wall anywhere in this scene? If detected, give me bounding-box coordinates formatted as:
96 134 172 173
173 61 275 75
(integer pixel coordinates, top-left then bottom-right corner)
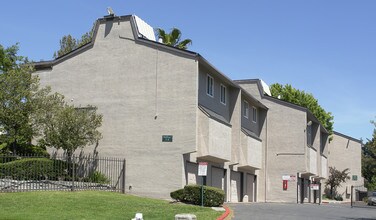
283 180 288 190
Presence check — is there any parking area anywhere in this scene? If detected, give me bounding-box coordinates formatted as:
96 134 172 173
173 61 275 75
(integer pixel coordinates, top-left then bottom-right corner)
228 202 376 220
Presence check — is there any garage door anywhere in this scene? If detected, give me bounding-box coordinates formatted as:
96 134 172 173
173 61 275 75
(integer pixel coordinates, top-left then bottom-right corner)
230 171 241 202
211 166 225 190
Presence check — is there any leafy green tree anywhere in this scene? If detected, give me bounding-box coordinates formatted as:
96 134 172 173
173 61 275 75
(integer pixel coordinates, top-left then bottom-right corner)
362 120 376 190
156 28 192 49
53 24 94 58
36 100 103 159
325 167 350 199
1 43 103 157
270 83 334 136
0 44 22 72
0 44 40 153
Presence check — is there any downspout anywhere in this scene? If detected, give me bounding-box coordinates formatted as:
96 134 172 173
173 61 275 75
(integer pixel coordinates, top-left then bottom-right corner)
154 48 159 119
264 112 268 202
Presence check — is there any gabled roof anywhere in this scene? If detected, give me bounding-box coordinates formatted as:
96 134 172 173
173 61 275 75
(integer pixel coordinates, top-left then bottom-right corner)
333 131 363 144
34 14 267 110
235 79 329 134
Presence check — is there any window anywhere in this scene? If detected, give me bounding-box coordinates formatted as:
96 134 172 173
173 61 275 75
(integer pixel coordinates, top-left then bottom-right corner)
307 124 312 146
252 107 257 123
243 101 249 118
207 75 214 97
352 175 358 181
220 84 226 105
320 133 327 154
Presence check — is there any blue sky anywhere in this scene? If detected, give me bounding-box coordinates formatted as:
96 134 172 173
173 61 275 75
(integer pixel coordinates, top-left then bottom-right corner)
1 1 375 141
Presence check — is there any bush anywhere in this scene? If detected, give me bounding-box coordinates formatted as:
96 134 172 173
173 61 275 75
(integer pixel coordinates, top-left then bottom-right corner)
0 158 69 180
0 143 49 157
363 197 368 204
334 195 343 201
170 184 225 207
170 188 184 201
84 171 110 184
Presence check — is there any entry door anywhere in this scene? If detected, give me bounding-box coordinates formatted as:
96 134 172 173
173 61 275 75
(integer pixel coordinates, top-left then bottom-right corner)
186 162 202 185
247 174 256 202
211 166 225 190
230 171 241 202
299 178 304 203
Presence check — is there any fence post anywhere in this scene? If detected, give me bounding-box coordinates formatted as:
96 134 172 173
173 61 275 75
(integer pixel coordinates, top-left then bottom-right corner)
351 185 353 208
122 159 126 194
71 156 75 191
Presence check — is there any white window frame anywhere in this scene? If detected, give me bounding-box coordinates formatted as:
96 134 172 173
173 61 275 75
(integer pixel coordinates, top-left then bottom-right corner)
252 106 257 123
220 84 226 105
207 75 214 97
243 101 249 118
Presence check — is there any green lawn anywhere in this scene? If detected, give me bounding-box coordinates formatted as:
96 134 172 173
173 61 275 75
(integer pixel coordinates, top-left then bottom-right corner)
0 191 223 220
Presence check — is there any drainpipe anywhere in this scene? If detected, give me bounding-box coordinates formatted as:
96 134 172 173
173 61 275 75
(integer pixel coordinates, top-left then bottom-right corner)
264 114 268 202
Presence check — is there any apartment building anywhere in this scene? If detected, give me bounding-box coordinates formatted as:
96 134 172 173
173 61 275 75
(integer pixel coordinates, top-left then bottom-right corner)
235 79 329 203
34 14 267 202
33 13 362 204
328 131 363 201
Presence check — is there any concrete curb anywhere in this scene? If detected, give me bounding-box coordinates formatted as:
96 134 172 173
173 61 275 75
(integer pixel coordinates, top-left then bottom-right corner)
321 200 351 204
216 205 230 220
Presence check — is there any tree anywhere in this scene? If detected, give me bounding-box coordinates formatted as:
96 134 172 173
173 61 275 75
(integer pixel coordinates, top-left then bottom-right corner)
325 167 350 199
270 83 334 137
0 44 22 72
0 43 42 153
362 119 376 190
53 24 94 58
156 28 192 50
1 43 103 157
36 101 103 159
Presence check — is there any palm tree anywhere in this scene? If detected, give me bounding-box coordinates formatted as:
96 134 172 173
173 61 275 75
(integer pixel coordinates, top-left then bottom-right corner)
156 28 192 50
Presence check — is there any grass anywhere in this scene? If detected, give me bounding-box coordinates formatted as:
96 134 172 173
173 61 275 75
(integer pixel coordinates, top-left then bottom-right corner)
0 191 223 220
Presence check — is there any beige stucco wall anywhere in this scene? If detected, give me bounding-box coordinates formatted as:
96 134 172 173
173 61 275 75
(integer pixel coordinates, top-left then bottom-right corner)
197 110 232 161
239 133 262 169
36 17 198 199
328 132 363 201
262 99 307 202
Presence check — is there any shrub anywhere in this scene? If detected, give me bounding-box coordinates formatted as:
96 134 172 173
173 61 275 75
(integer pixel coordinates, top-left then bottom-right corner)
363 197 368 204
170 184 225 207
334 195 343 201
170 188 184 201
0 143 49 157
0 158 69 180
84 171 110 184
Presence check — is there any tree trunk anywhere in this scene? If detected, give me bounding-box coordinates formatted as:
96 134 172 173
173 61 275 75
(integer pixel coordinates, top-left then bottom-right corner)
330 186 334 199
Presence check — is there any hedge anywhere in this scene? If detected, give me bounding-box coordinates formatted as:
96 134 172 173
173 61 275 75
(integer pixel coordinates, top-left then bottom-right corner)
170 184 225 207
0 158 69 180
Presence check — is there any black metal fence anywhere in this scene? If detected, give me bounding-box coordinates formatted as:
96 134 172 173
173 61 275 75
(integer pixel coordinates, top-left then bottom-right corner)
351 185 376 209
0 154 125 193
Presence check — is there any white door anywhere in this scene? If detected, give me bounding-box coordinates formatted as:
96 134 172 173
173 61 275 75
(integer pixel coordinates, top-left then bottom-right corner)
186 162 200 185
230 171 241 202
247 174 255 202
